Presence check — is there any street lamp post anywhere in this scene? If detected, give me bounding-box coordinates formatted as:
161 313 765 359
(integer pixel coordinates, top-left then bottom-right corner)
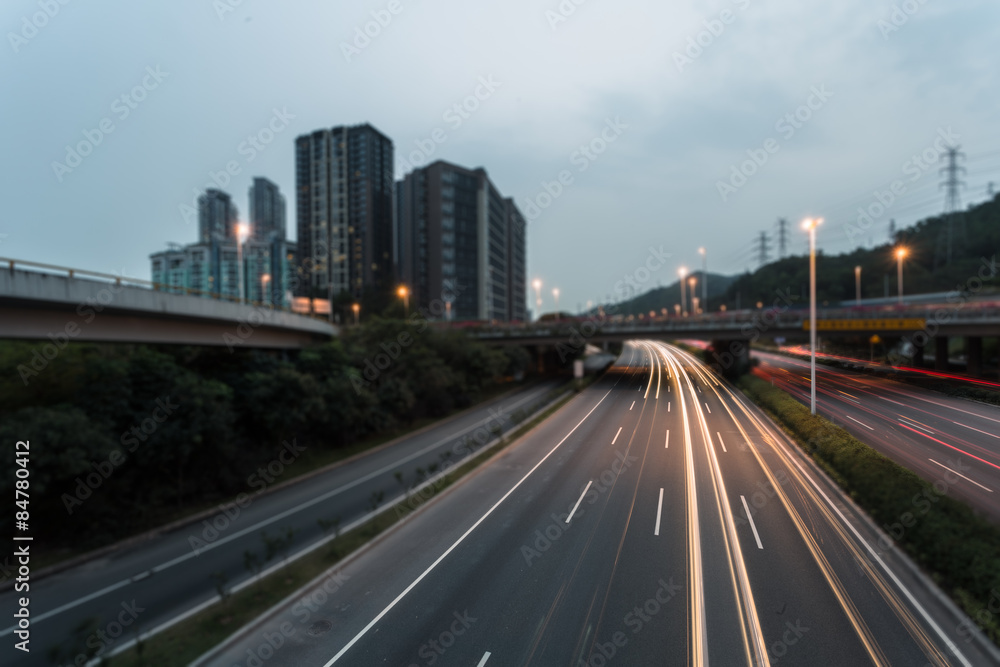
688 277 697 314
802 218 823 414
532 278 542 321
678 267 688 316
235 224 249 304
698 247 707 311
552 288 560 322
352 302 360 325
397 285 410 317
895 247 907 305
855 265 862 306
261 273 271 305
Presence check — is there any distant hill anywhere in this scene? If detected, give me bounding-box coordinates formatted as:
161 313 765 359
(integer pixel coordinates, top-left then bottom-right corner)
602 194 1000 314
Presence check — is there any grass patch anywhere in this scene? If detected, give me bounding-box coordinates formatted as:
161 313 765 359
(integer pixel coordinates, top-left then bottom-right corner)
738 373 1000 646
92 378 593 666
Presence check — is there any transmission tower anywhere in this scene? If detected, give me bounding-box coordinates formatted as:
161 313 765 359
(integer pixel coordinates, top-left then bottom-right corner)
888 219 895 243
755 231 772 267
776 218 789 258
939 146 966 265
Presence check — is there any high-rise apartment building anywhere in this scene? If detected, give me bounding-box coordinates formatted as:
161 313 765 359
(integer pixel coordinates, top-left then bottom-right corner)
396 160 526 322
294 123 394 299
198 189 238 243
249 177 286 242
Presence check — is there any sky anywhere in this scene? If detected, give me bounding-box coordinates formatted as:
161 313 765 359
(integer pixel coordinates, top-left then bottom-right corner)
2 0 999 314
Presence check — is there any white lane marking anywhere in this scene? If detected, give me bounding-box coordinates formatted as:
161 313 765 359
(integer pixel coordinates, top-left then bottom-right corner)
697 385 702 393
322 390 613 665
665 430 670 449
668 401 671 413
953 421 1000 440
846 415 874 430
717 432 727 453
477 652 492 667
654 488 664 536
630 400 636 410
740 495 764 550
899 417 933 433
928 459 993 493
612 426 623 445
704 402 712 414
837 391 861 404
566 481 594 523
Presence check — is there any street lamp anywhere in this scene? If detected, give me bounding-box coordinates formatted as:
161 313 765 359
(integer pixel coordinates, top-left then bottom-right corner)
552 287 560 321
261 273 271 305
698 247 707 311
678 267 688 316
352 302 360 325
895 247 908 305
235 223 249 304
688 276 697 313
532 278 543 320
397 285 410 317
802 217 823 414
854 265 862 306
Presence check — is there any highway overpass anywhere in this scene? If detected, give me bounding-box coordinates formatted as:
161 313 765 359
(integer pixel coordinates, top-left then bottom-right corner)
0 258 337 348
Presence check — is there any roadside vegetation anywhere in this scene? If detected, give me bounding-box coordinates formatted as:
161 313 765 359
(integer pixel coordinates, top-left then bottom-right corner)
738 373 1000 646
0 317 531 558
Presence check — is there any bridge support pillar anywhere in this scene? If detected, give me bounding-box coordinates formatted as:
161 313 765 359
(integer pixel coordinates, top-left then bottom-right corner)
967 336 983 377
707 339 751 381
935 336 949 371
912 342 924 367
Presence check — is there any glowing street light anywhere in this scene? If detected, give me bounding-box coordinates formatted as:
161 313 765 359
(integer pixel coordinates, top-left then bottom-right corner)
397 285 410 317
688 276 697 313
351 302 360 325
802 217 823 414
261 273 271 305
895 247 908 304
552 287 560 321
678 267 688 316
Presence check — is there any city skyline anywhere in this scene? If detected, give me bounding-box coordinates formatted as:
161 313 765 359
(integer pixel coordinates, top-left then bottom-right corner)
3 0 999 313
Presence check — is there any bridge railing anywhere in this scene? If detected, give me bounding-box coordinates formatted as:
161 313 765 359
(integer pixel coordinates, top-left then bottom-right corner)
1 257 332 322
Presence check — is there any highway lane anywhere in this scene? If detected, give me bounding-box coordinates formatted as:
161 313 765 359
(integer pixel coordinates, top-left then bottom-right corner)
753 350 1000 522
205 342 996 666
0 380 561 667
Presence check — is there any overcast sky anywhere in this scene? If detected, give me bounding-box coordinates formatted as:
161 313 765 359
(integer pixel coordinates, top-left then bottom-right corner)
3 0 999 313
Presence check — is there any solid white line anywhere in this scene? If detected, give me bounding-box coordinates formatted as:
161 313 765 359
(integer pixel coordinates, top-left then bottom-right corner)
322 390 613 665
566 481 594 523
631 400 636 410
740 495 763 550
929 459 993 493
704 402 711 414
477 652 491 667
953 421 1000 439
612 426 623 445
899 417 933 433
665 430 670 449
846 415 874 430
654 487 664 536
717 432 727 453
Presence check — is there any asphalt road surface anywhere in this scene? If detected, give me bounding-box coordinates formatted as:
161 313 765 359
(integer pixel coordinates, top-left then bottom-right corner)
0 380 560 666
204 342 998 667
753 350 1000 523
